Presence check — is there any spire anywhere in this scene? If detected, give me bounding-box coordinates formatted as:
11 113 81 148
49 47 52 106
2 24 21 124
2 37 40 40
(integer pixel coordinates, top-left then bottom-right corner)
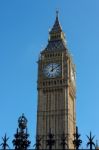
49 11 65 42
50 11 62 34
56 10 59 17
43 12 67 52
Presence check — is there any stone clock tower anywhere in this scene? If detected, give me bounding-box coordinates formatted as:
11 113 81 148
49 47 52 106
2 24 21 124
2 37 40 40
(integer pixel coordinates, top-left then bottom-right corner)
36 13 76 149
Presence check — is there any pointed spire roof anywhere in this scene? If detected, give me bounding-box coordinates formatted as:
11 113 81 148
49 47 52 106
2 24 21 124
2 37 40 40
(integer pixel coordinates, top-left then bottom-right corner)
49 11 66 43
42 12 67 52
50 11 62 34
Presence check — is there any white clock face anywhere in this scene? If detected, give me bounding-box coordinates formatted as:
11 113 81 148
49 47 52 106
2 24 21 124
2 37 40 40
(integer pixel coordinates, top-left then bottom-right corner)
43 63 61 78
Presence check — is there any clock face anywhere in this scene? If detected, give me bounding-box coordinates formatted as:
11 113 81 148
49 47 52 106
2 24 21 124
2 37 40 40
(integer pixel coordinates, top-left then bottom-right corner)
43 63 61 78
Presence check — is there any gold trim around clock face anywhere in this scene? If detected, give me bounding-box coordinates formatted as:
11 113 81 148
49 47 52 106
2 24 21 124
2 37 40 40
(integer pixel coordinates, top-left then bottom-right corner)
43 63 61 78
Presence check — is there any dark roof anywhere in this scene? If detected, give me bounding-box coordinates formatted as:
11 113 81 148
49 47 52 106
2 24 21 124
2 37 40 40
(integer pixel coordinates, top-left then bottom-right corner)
49 14 62 34
43 12 67 52
44 40 66 52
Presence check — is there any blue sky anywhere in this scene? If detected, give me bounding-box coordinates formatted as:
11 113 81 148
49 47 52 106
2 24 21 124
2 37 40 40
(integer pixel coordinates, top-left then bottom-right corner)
0 0 99 148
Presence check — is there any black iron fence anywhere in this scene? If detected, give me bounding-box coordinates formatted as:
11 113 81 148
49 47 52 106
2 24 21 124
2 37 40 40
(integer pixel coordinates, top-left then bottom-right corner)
0 114 98 150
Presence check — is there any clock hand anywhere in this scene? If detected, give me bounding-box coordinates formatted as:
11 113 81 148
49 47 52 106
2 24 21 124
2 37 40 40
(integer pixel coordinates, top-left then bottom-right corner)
51 64 54 72
53 64 60 71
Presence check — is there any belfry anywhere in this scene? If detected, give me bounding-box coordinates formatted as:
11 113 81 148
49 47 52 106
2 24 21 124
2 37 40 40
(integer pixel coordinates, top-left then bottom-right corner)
36 12 76 149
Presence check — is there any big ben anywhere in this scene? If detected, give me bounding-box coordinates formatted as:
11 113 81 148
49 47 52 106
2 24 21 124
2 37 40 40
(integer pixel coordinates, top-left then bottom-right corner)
36 12 76 149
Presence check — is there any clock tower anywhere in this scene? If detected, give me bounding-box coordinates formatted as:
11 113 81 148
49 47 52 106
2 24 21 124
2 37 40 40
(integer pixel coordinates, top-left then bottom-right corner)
36 13 76 149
